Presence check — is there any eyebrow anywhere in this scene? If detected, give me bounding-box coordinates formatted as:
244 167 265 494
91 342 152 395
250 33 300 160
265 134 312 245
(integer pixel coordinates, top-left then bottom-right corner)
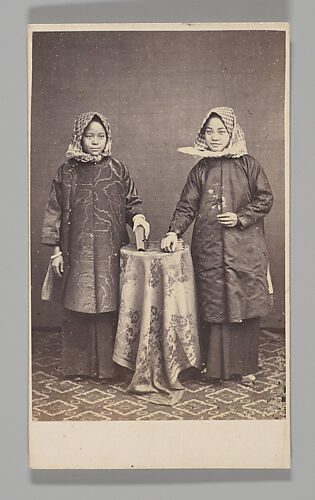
84 132 105 135
205 126 227 131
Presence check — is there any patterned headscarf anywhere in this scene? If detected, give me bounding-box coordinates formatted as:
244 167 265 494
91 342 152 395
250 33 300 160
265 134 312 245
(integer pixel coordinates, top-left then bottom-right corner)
178 106 247 158
66 111 112 163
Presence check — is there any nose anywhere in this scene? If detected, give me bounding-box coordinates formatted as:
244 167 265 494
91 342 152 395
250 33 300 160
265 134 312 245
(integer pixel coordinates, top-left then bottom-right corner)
91 136 99 144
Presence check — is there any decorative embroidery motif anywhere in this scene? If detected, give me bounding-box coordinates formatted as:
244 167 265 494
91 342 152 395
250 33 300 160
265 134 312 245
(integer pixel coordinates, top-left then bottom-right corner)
207 184 227 211
149 259 162 288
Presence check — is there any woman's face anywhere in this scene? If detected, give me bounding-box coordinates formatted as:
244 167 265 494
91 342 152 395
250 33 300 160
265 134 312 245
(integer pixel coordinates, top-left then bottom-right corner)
81 120 107 156
204 116 230 151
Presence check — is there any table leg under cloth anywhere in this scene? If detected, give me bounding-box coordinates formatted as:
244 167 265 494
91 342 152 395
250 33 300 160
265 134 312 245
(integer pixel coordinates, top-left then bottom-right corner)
113 242 202 406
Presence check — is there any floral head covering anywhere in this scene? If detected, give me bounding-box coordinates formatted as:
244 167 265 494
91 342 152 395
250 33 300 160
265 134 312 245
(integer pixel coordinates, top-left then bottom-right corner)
66 111 112 163
178 106 247 158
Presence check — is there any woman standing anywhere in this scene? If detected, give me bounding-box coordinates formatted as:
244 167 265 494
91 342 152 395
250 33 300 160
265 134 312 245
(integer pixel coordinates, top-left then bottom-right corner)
42 111 149 379
161 107 273 383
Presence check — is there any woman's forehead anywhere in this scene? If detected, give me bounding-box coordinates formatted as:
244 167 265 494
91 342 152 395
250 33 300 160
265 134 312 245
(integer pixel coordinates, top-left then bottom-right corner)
205 116 227 129
84 120 106 133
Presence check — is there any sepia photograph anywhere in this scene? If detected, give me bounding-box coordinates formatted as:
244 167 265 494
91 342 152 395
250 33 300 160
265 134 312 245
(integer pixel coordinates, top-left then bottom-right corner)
29 22 289 468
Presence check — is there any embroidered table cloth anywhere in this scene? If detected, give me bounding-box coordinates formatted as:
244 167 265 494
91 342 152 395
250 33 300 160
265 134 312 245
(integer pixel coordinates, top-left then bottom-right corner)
113 242 202 405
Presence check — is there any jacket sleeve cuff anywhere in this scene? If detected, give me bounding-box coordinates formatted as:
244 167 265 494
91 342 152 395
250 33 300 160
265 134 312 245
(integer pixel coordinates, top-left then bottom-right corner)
133 214 145 222
236 214 250 230
126 208 144 226
168 227 182 237
41 236 60 246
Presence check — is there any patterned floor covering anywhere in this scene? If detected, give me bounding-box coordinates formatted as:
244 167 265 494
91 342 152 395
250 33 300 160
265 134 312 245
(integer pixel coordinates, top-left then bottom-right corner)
32 329 286 421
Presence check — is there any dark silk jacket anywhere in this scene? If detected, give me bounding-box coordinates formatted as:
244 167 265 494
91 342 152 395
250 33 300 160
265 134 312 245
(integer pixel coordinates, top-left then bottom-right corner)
42 157 143 313
169 154 273 323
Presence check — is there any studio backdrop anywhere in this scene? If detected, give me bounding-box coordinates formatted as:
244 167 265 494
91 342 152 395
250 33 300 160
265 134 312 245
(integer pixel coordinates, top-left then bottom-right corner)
30 29 286 329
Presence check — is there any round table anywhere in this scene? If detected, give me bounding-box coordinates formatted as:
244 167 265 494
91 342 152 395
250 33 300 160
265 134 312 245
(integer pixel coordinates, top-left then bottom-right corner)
113 241 202 405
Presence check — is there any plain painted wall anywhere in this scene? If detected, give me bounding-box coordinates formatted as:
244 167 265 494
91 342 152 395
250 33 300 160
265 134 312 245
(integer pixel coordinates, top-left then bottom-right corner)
30 29 286 329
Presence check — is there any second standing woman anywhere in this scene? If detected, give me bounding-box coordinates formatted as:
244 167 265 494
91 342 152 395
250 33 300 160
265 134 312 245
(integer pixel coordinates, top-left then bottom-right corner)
161 107 273 383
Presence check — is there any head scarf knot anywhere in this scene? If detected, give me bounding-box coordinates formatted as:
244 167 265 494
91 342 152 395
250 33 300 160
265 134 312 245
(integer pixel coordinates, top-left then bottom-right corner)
179 106 247 158
66 111 112 163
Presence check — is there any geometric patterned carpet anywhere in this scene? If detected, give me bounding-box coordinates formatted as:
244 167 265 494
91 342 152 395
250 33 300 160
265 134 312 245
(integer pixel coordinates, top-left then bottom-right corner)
32 329 286 421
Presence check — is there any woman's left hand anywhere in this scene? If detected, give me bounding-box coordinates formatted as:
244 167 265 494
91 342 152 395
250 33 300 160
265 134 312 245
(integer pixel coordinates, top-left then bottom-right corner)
217 212 238 227
133 214 150 238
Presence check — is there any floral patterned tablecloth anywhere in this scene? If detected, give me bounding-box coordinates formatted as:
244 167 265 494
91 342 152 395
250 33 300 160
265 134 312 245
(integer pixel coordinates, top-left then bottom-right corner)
113 241 202 405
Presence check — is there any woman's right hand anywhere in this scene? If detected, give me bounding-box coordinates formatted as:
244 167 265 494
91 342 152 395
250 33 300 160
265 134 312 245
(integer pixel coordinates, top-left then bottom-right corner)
161 232 178 253
52 254 64 278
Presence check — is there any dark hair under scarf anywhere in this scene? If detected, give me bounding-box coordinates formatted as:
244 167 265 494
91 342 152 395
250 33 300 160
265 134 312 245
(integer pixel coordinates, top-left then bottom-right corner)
66 111 112 163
